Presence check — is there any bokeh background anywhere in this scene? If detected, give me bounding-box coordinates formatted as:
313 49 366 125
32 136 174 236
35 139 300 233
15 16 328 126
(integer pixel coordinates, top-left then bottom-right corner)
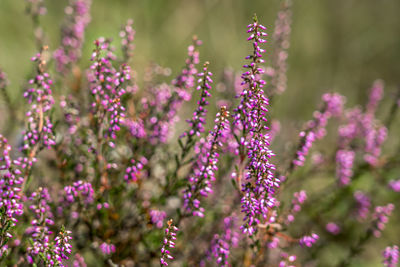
1 0 400 112
0 1 399 266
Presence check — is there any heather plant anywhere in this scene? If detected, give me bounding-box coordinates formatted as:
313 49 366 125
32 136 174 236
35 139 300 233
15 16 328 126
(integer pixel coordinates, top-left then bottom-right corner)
0 1 399 266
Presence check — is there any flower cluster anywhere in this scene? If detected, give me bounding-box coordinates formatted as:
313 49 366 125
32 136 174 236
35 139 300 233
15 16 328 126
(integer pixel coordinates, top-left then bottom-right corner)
382 245 399 267
149 209 167 229
336 149 355 186
0 135 23 255
233 16 279 236
54 0 92 74
148 37 201 144
209 237 230 266
337 81 387 167
299 233 319 248
286 190 307 224
371 204 394 238
233 19 268 132
64 180 94 205
160 219 178 266
53 227 73 265
354 191 371 221
73 253 87 267
183 107 230 217
388 179 400 192
366 80 384 115
326 222 341 235
124 157 147 183
338 108 363 146
99 242 116 255
181 62 212 138
26 187 55 264
172 37 201 94
22 50 55 164
363 123 387 166
108 65 131 142
129 41 201 145
120 19 135 62
208 216 239 266
292 93 345 167
131 82 171 144
88 38 130 146
124 119 146 139
279 252 297 267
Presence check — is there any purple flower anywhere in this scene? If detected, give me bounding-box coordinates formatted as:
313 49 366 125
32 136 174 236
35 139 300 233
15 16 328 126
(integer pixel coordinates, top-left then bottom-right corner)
148 37 202 144
0 135 24 253
292 93 345 167
160 219 178 266
326 222 341 235
299 233 319 248
364 124 387 166
286 190 307 224
181 62 213 139
338 94 387 167
120 19 135 62
338 107 363 147
21 50 56 164
354 191 371 221
150 209 167 229
336 149 355 186
371 203 394 238
124 118 146 139
0 245 8 258
99 242 116 255
53 227 73 263
26 187 55 263
366 79 384 115
183 107 230 217
382 245 399 267
88 39 130 145
388 179 400 192
64 180 94 205
73 253 87 267
279 252 297 267
124 157 147 183
172 37 201 92
207 215 239 266
54 0 92 73
210 235 230 267
232 16 279 236
267 236 280 249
